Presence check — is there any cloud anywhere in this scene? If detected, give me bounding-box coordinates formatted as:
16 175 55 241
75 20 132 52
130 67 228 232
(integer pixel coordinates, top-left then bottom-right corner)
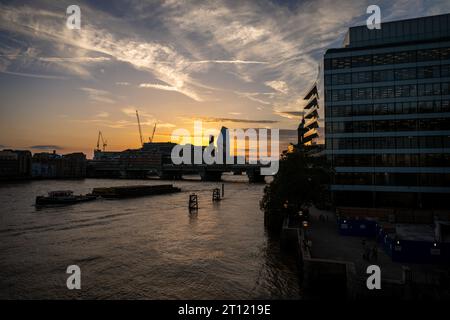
199 117 278 124
235 92 273 105
191 60 268 64
275 110 304 119
139 83 178 91
80 87 116 104
29 145 63 150
0 4 205 101
95 112 110 118
38 57 110 63
0 70 66 80
116 82 131 86
265 80 289 94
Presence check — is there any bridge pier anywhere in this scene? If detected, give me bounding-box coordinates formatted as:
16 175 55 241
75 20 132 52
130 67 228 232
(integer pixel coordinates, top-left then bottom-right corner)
158 171 182 180
246 169 265 183
199 170 222 182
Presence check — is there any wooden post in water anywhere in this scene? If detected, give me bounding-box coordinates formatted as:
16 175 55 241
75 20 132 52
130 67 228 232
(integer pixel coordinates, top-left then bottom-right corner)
189 194 198 211
212 188 221 202
221 183 225 197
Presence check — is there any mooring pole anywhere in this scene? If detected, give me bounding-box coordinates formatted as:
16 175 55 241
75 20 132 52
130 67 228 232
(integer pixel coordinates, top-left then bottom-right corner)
221 183 225 197
212 188 221 202
189 194 198 212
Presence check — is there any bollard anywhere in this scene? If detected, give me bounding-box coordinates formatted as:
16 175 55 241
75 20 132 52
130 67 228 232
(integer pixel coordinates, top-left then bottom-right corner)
189 194 198 211
212 188 221 202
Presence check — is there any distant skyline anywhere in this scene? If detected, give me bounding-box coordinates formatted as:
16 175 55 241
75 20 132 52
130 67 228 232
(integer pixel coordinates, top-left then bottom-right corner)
1 0 450 157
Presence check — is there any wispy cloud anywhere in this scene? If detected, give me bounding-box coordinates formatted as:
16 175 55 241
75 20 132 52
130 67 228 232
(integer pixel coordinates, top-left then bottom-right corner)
139 83 178 92
80 87 116 104
275 110 304 119
39 57 110 63
199 117 278 124
191 60 268 64
265 80 289 94
0 70 66 80
95 112 110 118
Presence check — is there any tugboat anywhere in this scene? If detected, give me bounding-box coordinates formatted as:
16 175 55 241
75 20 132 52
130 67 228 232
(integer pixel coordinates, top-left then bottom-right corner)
35 190 97 206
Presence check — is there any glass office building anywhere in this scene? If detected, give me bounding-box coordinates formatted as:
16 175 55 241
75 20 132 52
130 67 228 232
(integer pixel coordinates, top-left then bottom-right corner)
324 14 450 209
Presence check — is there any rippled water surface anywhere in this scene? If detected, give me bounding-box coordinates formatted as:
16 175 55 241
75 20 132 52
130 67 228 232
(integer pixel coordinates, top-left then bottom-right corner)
0 176 300 299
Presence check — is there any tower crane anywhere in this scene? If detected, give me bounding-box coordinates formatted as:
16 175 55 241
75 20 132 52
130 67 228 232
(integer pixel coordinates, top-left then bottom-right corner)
149 123 157 143
135 110 144 147
96 131 107 152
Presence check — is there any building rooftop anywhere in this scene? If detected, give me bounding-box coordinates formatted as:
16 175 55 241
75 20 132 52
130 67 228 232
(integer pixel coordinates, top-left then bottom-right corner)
345 13 450 49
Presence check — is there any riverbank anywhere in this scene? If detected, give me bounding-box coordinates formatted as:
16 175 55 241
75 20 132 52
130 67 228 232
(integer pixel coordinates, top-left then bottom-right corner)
287 207 450 299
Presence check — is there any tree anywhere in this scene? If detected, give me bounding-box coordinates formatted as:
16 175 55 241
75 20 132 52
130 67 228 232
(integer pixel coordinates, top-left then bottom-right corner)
260 145 331 233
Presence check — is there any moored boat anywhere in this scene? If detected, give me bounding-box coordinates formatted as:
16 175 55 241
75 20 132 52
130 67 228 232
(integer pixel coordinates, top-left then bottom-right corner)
35 190 97 206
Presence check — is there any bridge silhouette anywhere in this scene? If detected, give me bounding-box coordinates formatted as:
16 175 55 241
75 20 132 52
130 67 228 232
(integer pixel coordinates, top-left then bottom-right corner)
87 159 270 183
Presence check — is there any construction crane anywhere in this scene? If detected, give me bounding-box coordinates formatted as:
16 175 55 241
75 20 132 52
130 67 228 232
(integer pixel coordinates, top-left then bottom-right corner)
96 131 107 152
135 110 144 147
149 123 157 143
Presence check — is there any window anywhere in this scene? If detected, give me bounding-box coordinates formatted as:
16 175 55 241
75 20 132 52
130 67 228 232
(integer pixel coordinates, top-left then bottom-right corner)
442 82 450 95
332 57 351 69
352 87 372 100
441 65 450 77
417 65 440 79
418 83 441 96
353 104 372 116
332 73 352 85
333 89 352 101
373 69 394 82
396 119 417 131
351 55 372 68
394 51 416 64
395 84 417 97
417 48 441 62
395 68 416 80
441 48 450 61
442 100 450 112
352 71 372 84
373 53 394 65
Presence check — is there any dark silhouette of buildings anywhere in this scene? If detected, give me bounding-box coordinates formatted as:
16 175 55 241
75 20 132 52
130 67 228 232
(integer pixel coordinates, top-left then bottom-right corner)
0 150 32 179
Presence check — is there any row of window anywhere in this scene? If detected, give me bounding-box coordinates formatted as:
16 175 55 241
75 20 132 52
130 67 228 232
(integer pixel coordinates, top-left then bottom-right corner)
332 154 450 167
327 136 450 150
326 100 450 117
334 173 450 187
327 82 450 102
325 65 450 86
324 47 450 70
326 118 450 134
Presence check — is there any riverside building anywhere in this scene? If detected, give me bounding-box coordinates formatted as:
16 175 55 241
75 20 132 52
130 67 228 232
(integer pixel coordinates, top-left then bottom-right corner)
324 14 450 209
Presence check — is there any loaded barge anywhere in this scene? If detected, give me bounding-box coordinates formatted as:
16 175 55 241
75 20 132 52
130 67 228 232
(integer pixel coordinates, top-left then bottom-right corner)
92 184 181 199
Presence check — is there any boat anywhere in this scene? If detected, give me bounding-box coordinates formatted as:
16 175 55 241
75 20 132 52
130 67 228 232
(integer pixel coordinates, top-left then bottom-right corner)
35 190 97 206
91 184 181 199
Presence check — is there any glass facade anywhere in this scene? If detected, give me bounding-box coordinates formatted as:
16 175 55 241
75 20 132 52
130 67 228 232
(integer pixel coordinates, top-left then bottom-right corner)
324 14 450 209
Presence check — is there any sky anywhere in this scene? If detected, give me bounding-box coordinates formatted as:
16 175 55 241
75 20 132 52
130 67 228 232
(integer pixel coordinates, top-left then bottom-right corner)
1 0 450 158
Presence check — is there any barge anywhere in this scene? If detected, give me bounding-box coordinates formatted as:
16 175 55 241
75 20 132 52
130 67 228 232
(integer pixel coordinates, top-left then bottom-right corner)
91 184 181 199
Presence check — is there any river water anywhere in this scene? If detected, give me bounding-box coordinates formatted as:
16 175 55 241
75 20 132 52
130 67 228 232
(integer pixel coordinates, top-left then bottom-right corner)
0 175 300 299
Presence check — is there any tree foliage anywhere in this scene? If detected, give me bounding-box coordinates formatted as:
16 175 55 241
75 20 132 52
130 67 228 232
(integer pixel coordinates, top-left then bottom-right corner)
260 146 331 231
